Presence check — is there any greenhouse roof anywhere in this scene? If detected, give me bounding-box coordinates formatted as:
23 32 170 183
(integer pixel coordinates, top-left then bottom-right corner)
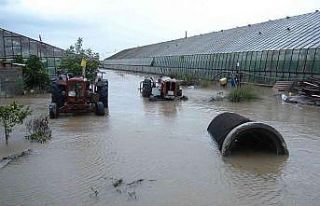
108 10 320 59
0 27 64 53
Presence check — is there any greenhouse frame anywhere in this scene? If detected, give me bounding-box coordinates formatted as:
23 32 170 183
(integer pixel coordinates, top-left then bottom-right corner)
104 11 320 85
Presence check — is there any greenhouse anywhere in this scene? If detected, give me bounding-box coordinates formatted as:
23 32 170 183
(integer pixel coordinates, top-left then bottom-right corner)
104 11 320 85
0 28 64 76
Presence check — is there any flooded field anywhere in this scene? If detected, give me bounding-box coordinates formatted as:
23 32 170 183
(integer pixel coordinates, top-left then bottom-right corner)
1 70 320 206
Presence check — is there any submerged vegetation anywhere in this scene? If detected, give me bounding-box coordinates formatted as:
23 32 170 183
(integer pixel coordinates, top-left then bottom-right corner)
169 71 213 87
169 72 196 84
25 115 52 143
228 86 259 102
199 79 212 88
179 73 197 84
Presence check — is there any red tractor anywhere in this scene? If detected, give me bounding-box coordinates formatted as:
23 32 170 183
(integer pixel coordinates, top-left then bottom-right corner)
49 73 108 118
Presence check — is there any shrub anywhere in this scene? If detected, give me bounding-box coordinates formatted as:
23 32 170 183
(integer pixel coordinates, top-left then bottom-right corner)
0 102 31 144
25 115 52 143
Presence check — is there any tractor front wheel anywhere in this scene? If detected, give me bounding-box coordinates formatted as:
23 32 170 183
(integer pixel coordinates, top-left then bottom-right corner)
49 103 58 119
95 101 105 116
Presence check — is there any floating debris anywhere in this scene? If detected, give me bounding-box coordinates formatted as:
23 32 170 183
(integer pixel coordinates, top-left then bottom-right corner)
127 179 144 186
106 177 157 200
279 77 320 106
107 177 156 200
128 191 137 200
127 179 157 186
90 187 99 197
0 149 32 169
209 91 225 102
112 178 123 188
298 77 320 99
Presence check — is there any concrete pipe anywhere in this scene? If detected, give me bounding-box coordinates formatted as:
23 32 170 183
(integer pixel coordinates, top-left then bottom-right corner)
207 112 288 156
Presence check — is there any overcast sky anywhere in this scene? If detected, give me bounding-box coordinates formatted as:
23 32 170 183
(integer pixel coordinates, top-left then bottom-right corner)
0 0 319 58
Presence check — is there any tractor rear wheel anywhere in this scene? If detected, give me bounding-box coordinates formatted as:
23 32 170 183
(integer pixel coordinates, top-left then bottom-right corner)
49 103 58 119
95 101 105 116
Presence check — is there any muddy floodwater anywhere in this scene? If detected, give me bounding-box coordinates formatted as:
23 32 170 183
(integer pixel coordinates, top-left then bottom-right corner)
1 70 320 206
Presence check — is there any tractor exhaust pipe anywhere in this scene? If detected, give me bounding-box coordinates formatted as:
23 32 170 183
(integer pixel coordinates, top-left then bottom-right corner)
207 112 288 156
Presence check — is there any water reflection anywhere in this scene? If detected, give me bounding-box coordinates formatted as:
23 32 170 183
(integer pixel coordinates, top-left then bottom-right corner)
142 99 181 117
223 153 288 175
222 154 288 205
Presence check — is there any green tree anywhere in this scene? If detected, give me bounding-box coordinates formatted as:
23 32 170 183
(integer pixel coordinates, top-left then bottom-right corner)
23 55 50 91
59 38 100 81
14 55 24 64
0 102 31 144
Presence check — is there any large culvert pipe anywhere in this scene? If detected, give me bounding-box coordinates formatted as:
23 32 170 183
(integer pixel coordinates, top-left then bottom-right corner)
207 112 288 156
